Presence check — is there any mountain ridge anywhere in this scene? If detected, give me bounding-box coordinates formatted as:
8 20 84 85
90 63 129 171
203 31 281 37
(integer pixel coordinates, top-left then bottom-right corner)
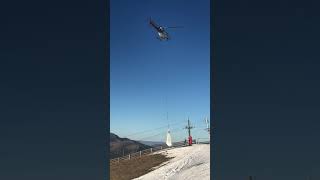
110 133 152 159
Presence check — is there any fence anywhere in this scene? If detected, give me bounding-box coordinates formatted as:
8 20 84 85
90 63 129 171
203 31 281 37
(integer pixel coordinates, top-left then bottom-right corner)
110 141 187 164
196 138 210 144
110 139 212 164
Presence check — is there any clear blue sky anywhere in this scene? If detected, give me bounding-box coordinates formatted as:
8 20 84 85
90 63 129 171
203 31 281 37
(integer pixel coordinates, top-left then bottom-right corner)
110 0 210 142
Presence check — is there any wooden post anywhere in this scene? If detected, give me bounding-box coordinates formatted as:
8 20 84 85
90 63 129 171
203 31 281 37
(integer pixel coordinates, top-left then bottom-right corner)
140 151 141 157
151 148 153 153
128 154 130 160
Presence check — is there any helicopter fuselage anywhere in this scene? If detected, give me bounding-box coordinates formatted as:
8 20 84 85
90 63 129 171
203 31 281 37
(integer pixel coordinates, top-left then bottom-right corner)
157 31 169 40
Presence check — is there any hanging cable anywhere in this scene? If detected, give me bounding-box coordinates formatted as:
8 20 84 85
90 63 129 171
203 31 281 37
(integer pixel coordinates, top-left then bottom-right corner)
122 120 186 138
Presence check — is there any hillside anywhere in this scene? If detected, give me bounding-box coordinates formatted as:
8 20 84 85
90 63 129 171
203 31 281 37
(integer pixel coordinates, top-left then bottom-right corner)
110 133 152 159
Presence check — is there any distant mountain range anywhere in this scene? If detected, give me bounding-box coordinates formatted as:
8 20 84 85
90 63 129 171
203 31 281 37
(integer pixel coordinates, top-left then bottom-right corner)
110 133 152 159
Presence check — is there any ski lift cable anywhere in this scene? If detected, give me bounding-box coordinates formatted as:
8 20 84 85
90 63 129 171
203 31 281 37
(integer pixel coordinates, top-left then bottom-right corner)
133 127 185 142
122 116 207 139
134 127 206 143
134 132 165 141
122 120 185 138
126 121 206 138
124 121 185 138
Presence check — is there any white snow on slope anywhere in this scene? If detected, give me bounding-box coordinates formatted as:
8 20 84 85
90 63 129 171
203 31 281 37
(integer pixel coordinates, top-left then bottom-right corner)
133 144 210 180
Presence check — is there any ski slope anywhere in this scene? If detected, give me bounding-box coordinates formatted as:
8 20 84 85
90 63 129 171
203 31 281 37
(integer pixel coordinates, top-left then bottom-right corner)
133 144 210 180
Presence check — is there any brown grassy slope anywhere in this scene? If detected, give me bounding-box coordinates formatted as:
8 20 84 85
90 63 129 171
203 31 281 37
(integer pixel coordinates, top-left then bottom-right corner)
110 153 172 180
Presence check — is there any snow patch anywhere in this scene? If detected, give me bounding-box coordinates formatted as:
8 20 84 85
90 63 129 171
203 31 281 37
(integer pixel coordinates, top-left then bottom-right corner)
133 144 210 180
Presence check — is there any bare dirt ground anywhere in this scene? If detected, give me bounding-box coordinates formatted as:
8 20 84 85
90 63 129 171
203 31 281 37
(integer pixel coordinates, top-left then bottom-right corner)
110 153 172 180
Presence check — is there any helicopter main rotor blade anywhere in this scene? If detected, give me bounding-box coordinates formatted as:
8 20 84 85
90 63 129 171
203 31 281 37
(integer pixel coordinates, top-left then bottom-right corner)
148 18 161 30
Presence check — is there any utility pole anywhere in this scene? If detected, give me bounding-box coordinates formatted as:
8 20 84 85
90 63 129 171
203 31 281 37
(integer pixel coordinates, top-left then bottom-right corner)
184 117 194 146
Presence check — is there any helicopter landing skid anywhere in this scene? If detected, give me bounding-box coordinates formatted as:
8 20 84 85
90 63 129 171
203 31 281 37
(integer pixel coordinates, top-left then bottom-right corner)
157 37 164 41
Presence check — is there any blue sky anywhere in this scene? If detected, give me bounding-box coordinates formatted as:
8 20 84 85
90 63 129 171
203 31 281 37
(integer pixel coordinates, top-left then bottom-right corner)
110 0 210 142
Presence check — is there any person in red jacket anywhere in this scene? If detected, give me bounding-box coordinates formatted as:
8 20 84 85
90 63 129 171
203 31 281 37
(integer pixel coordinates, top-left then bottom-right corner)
188 136 193 146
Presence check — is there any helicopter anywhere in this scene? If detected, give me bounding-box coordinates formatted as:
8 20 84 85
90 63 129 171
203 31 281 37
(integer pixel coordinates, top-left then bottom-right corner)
149 18 183 41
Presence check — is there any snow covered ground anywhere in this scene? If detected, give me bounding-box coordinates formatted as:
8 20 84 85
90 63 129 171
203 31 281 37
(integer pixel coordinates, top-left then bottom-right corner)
133 144 210 180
